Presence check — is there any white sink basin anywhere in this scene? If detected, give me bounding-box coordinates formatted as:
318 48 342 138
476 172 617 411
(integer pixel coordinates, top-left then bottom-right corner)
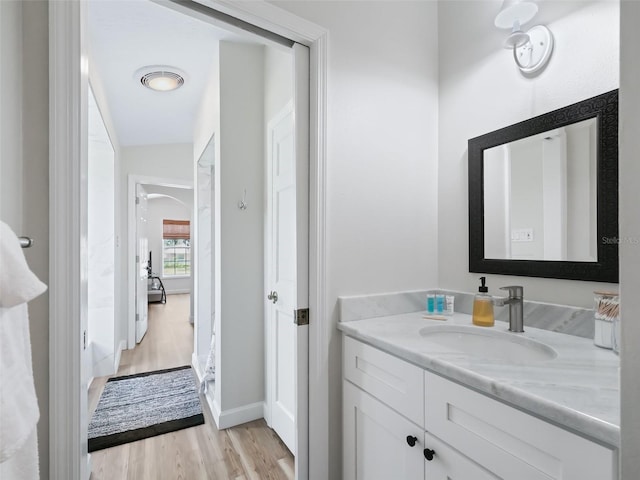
419 325 557 363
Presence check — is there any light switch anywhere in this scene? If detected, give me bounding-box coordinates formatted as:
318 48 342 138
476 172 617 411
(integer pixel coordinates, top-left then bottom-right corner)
511 228 534 242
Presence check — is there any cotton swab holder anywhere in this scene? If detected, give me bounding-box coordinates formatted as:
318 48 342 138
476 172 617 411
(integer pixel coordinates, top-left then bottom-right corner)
593 291 619 350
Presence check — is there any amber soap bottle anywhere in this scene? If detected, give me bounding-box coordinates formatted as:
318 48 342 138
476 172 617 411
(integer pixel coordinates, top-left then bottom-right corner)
472 276 494 327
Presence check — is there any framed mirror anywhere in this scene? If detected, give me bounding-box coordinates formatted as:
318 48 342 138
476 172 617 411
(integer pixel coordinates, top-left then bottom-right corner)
468 90 618 283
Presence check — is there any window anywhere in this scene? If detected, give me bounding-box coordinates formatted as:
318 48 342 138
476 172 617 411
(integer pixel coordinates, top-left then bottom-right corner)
162 219 191 277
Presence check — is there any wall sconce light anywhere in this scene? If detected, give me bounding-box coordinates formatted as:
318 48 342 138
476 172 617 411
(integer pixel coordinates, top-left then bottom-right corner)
494 0 553 74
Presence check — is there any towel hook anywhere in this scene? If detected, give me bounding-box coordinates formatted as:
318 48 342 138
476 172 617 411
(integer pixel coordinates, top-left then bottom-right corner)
238 188 248 211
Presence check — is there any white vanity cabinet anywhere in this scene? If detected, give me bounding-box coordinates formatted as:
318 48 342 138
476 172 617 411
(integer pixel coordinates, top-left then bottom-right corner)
343 335 617 480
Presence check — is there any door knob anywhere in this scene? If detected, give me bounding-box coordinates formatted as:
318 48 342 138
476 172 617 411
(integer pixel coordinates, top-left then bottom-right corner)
423 448 435 461
406 435 418 447
267 291 278 304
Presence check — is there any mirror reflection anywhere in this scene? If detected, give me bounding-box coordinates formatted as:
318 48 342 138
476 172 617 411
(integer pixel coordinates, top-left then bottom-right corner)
483 118 597 262
468 89 617 282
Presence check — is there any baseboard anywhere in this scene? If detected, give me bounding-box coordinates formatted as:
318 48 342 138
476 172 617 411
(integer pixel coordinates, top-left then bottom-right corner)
92 353 115 378
86 342 93 381
166 289 191 295
263 401 271 426
191 353 263 429
208 395 223 429
191 352 204 380
192 353 219 428
216 401 264 429
114 339 126 372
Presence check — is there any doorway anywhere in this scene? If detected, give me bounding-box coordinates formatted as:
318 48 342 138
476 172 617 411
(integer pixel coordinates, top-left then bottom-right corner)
49 1 327 478
127 176 194 350
191 31 310 477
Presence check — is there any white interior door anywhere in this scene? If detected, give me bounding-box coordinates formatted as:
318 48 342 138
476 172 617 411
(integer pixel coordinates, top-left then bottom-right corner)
266 43 310 475
268 101 297 452
135 184 149 343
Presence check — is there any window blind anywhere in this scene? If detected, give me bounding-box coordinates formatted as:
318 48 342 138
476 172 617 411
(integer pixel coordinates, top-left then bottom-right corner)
163 219 190 239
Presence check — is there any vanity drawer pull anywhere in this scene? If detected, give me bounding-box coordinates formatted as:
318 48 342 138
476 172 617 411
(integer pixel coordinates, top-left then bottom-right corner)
424 448 435 461
406 435 418 447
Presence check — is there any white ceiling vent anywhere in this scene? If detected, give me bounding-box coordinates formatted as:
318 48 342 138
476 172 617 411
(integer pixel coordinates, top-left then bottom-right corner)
137 66 186 92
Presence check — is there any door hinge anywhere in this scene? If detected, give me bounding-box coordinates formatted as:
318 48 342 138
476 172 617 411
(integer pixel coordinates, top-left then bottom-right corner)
136 313 139 322
294 308 309 326
136 254 139 263
136 196 140 205
83 330 87 350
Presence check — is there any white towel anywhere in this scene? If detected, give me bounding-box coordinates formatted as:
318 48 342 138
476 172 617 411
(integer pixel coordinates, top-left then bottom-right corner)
201 330 216 394
0 220 47 473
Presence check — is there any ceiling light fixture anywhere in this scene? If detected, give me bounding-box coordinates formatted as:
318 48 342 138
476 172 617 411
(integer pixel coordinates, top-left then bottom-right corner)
136 66 185 92
494 0 553 75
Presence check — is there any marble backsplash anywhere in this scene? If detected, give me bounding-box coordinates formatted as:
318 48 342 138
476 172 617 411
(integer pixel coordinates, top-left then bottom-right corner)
338 289 596 339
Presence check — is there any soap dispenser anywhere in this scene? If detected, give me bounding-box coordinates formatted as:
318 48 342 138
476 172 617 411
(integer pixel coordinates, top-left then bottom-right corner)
472 276 494 327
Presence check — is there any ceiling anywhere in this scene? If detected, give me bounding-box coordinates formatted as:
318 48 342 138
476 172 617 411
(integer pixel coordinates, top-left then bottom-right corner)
88 0 598 147
87 0 247 146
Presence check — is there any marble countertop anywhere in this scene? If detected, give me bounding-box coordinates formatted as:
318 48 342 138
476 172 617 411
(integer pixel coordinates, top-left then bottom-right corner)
338 312 620 447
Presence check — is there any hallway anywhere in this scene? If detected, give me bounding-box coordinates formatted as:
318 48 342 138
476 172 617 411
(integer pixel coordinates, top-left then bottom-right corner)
88 294 294 479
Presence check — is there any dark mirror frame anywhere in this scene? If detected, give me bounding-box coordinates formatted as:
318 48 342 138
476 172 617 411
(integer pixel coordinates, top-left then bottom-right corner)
468 89 618 283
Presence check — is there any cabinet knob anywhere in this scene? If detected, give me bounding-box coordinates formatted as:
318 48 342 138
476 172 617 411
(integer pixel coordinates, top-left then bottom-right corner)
423 448 435 461
406 435 418 447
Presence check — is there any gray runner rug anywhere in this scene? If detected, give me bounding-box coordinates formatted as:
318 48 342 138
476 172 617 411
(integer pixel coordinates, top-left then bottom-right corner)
88 365 204 452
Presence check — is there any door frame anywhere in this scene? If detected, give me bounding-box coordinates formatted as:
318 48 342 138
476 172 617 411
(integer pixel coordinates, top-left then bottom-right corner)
49 1 328 479
127 175 193 349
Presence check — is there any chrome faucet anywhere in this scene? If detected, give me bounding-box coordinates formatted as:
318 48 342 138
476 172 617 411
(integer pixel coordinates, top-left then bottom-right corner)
493 286 524 333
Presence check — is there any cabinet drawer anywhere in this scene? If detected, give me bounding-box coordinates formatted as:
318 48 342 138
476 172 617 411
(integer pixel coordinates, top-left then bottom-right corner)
425 371 616 480
344 336 424 426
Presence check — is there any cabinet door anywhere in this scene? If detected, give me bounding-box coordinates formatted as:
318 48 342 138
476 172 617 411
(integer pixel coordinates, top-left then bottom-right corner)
424 432 500 480
344 381 423 480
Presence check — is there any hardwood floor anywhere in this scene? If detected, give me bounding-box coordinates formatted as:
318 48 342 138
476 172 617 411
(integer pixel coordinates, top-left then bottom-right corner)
89 294 294 480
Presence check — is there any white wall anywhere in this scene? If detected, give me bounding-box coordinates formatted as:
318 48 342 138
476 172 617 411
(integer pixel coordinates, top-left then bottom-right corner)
87 88 116 378
483 146 510 259
265 45 293 123
619 1 640 476
565 121 597 261
437 0 619 307
510 140 544 259
217 41 266 413
192 41 267 417
119 143 193 347
145 193 192 293
272 2 443 477
0 0 23 231
0 1 50 476
194 43 220 162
